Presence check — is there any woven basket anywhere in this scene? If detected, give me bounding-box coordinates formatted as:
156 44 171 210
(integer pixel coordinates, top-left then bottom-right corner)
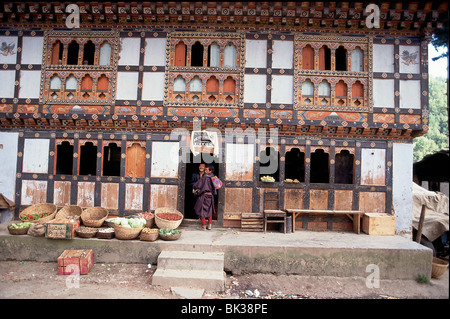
75 227 98 238
140 228 159 242
81 207 108 227
7 225 30 235
55 205 82 220
19 203 57 223
159 231 182 241
114 224 142 240
97 228 115 239
155 207 183 230
431 257 449 279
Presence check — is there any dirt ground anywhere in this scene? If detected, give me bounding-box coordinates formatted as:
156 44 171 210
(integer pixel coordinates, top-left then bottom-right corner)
0 259 448 300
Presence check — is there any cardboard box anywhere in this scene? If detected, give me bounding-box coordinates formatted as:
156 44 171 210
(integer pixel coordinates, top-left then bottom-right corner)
57 249 93 275
45 219 80 239
362 213 395 235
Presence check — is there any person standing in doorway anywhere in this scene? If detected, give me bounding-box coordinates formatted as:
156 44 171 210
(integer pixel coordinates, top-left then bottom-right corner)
193 164 215 230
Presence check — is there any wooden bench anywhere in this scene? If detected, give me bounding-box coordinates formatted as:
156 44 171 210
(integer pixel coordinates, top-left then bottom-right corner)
285 209 363 234
241 213 264 232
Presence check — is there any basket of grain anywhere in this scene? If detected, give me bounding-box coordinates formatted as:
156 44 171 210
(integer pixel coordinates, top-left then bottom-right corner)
431 257 449 279
81 207 108 227
55 205 82 220
19 203 57 223
154 207 183 230
75 226 98 238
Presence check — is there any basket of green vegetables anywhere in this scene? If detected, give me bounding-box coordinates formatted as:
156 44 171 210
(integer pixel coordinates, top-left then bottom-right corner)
8 222 33 235
158 228 181 241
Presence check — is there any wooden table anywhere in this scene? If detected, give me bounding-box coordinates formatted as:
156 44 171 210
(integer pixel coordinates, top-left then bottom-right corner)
285 209 363 234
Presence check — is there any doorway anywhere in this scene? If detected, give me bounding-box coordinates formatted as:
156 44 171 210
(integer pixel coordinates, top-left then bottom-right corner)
184 151 219 220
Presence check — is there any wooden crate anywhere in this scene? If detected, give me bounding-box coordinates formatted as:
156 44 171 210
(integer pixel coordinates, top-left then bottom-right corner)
57 249 93 275
362 213 395 236
241 213 264 232
45 220 80 239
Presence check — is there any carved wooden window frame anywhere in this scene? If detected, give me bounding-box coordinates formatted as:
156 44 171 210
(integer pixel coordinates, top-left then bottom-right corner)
164 31 245 108
294 34 373 112
40 30 120 106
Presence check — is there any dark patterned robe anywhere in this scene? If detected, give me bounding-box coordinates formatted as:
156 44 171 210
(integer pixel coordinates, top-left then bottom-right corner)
193 173 216 218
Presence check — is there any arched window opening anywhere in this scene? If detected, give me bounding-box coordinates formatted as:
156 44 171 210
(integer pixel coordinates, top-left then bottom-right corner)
335 80 347 106
99 42 112 65
50 75 61 91
285 148 305 182
65 74 77 91
174 41 187 67
352 80 364 107
51 40 63 65
351 47 364 72
190 76 202 93
174 75 186 92
191 41 204 67
302 45 315 70
103 143 121 177
56 141 73 175
318 45 331 70
310 149 329 183
125 143 146 178
301 79 314 105
318 80 330 105
335 150 354 184
224 43 237 67
259 147 280 182
206 76 219 102
223 76 236 102
67 40 79 65
97 74 109 92
81 74 93 91
208 42 220 67
79 142 97 176
335 46 347 71
83 40 95 65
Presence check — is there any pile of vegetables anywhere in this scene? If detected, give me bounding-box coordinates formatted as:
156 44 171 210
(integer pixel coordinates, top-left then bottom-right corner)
260 175 275 182
136 211 154 220
157 212 182 221
109 217 146 229
142 227 158 234
20 212 50 222
159 228 180 236
9 222 33 229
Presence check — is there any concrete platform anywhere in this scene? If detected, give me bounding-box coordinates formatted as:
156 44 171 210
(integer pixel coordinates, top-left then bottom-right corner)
0 223 433 280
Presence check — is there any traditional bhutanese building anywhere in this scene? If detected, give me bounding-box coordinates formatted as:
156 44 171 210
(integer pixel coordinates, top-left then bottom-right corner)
0 1 448 237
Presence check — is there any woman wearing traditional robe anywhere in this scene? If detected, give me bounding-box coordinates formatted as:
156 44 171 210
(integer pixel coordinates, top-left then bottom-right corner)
193 164 215 230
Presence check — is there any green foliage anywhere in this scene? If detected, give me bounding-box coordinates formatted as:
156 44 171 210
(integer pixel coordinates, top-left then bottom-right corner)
413 76 449 162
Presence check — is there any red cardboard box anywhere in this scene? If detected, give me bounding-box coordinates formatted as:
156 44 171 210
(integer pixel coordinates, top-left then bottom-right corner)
57 249 93 275
45 219 80 239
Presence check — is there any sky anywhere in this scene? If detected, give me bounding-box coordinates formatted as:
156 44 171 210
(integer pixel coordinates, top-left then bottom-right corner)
428 43 449 78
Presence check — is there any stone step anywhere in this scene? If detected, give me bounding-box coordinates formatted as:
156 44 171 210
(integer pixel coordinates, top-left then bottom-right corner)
152 268 226 292
157 250 224 272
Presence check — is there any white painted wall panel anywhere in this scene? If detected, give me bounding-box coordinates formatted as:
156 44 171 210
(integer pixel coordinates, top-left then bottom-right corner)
118 38 141 66
392 142 413 238
0 132 19 201
19 70 41 98
245 40 267 68
373 44 394 73
151 142 179 178
116 72 139 100
142 72 165 100
244 74 266 103
271 75 293 104
144 38 167 66
399 45 421 74
399 80 421 109
125 183 143 210
360 148 386 186
373 79 395 108
22 139 49 174
21 180 47 205
0 70 16 98
272 40 293 69
21 37 44 65
225 143 254 181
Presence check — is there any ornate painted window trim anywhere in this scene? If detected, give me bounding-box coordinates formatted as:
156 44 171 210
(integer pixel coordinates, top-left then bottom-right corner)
40 30 120 106
164 31 245 108
293 33 373 112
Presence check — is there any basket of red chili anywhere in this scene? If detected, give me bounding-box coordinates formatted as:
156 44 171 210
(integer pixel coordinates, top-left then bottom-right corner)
155 207 183 230
19 203 57 223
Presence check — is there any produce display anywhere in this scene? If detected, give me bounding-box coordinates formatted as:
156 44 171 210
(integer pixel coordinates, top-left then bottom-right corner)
135 212 154 220
159 228 180 236
109 217 146 228
284 178 300 183
9 222 33 229
260 175 275 182
142 227 158 234
76 227 97 234
98 227 114 234
20 212 51 222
